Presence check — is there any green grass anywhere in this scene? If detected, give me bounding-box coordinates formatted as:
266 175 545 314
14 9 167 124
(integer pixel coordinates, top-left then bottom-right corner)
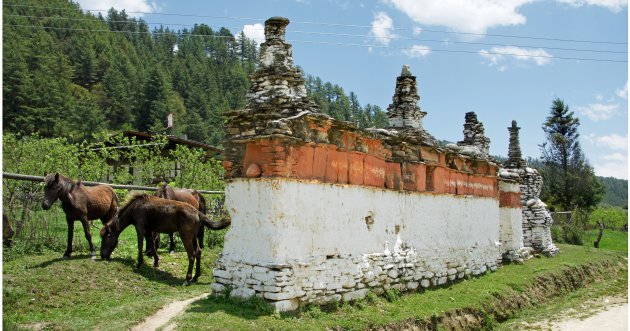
581 229 628 252
169 244 626 330
4 218 627 330
3 216 224 331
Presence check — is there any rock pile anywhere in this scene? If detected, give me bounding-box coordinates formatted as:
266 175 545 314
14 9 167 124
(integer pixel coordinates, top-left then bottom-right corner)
504 121 527 169
224 16 321 142
385 65 437 147
499 120 558 256
456 112 491 158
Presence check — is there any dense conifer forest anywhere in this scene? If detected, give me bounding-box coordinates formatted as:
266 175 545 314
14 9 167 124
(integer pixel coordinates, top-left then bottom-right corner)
3 0 388 146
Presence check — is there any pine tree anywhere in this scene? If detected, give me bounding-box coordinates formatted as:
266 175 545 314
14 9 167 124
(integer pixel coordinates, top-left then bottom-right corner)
540 98 603 211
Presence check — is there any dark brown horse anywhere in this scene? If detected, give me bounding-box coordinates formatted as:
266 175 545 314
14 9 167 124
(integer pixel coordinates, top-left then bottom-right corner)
99 193 230 285
42 173 118 258
3 213 15 247
151 184 207 254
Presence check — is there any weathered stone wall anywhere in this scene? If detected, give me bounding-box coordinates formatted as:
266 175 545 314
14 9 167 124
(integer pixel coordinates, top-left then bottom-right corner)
213 16 524 311
500 121 558 256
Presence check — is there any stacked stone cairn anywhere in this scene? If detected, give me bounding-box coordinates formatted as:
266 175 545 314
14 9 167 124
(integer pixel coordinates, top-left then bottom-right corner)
383 65 438 147
224 17 321 141
498 121 559 256
454 112 491 158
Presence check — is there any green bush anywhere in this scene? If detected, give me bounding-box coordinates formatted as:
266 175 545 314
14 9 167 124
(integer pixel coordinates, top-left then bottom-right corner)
2 133 226 257
588 206 628 230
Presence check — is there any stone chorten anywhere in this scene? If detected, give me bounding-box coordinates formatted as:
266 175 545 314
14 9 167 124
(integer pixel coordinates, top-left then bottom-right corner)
386 65 436 146
504 120 527 169
456 112 491 158
245 16 318 115
499 120 559 256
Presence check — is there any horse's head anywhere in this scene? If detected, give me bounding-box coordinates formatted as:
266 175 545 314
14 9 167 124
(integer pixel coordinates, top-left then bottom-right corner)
155 183 174 200
99 222 120 260
42 173 63 210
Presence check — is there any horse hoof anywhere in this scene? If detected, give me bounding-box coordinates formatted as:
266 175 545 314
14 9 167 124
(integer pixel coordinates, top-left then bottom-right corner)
183 280 190 286
169 250 175 254
63 254 71 259
91 255 97 260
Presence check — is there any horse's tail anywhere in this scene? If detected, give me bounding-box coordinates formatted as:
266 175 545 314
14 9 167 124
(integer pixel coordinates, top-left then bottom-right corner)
198 211 230 230
197 192 207 214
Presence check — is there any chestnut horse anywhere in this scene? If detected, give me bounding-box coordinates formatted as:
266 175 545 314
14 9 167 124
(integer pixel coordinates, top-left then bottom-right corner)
99 193 230 285
42 173 118 258
151 184 207 254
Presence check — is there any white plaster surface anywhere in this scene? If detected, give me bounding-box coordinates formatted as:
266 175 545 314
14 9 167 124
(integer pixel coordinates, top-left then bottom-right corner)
223 178 500 264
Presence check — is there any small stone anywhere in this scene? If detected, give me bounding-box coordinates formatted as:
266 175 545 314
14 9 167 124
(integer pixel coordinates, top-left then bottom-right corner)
269 299 299 312
246 163 262 178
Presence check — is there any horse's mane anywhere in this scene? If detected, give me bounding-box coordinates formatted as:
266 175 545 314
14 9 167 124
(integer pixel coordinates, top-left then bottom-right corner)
118 191 151 218
45 173 77 193
154 183 175 199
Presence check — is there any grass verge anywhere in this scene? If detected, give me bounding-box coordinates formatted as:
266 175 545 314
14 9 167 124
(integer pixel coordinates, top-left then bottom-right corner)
4 235 627 330
169 244 627 330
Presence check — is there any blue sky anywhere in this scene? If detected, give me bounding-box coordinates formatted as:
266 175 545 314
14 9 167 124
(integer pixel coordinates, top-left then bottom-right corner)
78 0 628 179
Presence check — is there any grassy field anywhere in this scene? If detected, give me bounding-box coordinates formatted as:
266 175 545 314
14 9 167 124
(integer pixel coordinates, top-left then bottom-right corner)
2 213 224 331
5 228 626 331
581 228 628 252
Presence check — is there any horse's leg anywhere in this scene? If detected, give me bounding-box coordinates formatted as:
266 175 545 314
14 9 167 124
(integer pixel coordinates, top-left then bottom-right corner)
145 232 158 257
63 218 74 258
169 233 176 254
136 227 145 269
80 218 96 259
192 236 201 282
180 233 195 285
150 233 159 268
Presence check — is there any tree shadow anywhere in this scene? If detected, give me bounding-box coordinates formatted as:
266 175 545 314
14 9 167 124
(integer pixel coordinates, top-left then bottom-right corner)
185 294 276 321
30 253 95 269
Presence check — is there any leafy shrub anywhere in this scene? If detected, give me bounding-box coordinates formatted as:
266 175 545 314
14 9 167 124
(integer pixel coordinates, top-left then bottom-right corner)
588 206 628 230
2 133 226 257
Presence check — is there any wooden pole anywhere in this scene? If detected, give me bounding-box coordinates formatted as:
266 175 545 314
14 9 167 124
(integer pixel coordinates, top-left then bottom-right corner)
2 172 224 195
594 221 604 248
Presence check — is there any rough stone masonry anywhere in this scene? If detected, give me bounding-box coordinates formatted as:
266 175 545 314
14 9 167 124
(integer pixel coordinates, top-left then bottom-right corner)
213 16 549 311
499 121 559 256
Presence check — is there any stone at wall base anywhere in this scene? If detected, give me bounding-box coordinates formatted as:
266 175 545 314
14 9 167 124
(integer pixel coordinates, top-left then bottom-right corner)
270 299 300 312
210 282 227 295
231 286 256 299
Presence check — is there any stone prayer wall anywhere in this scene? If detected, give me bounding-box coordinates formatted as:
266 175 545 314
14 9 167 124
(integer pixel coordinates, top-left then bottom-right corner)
213 16 526 311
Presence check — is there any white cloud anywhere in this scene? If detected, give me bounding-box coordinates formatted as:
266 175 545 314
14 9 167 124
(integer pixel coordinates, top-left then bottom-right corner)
586 134 629 179
242 23 265 45
412 26 423 35
402 45 431 58
384 0 533 35
479 46 552 68
75 0 160 16
577 103 620 121
555 0 627 12
586 133 628 150
371 12 396 45
616 81 628 100
593 158 628 179
602 153 627 161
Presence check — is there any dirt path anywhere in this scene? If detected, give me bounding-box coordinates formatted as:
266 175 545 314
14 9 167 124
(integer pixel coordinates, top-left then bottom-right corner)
131 293 209 331
552 302 628 331
517 296 628 331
